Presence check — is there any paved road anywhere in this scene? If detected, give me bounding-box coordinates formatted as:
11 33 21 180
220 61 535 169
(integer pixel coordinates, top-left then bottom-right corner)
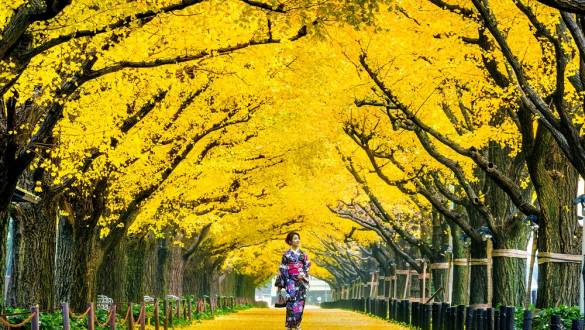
185 306 406 329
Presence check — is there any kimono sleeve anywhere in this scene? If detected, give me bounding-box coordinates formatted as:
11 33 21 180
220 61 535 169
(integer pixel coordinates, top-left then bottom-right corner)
303 253 311 275
275 253 288 288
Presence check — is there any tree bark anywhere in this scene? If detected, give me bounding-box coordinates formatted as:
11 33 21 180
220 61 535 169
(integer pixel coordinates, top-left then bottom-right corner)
527 128 581 307
168 243 184 296
486 142 530 306
155 238 169 297
448 220 468 305
431 210 449 301
96 237 127 302
54 215 74 305
10 189 57 309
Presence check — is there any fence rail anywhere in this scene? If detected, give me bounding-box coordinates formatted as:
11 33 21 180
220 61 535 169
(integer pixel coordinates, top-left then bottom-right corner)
322 299 585 330
1 295 252 329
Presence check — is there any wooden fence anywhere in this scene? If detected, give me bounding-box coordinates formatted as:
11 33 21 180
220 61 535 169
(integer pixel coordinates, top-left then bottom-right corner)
322 299 585 330
0 296 252 329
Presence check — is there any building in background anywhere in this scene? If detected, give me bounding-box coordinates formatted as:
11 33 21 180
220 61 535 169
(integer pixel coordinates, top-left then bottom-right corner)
255 276 331 307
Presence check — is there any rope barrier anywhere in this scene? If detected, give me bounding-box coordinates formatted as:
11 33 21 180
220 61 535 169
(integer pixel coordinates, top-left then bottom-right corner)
94 306 114 328
95 315 110 327
469 258 489 266
118 305 132 326
452 258 468 266
492 249 528 258
132 304 145 324
430 262 450 269
69 306 91 320
538 252 582 264
0 311 37 328
0 312 32 317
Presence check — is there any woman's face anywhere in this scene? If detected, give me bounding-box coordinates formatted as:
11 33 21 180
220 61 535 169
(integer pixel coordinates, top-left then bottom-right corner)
291 234 300 248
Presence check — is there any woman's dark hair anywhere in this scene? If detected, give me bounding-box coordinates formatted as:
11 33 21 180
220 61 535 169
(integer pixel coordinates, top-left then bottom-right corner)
285 231 300 245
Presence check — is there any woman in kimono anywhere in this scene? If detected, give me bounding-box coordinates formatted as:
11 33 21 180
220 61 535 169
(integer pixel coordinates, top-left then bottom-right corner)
276 231 311 330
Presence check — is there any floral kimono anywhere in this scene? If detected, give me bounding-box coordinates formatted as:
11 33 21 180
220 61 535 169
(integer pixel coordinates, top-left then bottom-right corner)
276 249 311 329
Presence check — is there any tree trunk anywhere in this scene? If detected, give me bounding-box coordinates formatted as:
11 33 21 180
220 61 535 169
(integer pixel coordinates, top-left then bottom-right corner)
125 237 151 302
0 143 24 309
155 238 169 297
54 216 74 305
431 210 449 301
57 181 107 311
141 237 158 296
10 191 57 309
449 221 468 305
168 243 184 296
6 215 18 307
97 237 127 302
69 226 103 310
528 128 581 307
486 141 530 306
465 204 488 305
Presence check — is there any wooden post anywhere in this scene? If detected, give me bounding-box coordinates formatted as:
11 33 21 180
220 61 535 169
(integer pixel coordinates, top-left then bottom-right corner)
187 299 192 321
487 308 494 330
176 299 180 319
168 300 173 325
139 303 146 330
182 300 187 319
128 303 134 330
550 315 562 330
448 307 456 330
572 319 584 330
422 262 427 302
499 306 507 330
154 299 160 330
423 304 432 330
87 303 95 330
456 305 465 330
163 300 168 330
523 310 533 330
62 303 71 330
472 309 479 330
432 303 441 330
465 306 473 330
505 307 515 330
478 309 487 330
109 304 117 330
31 305 40 330
494 310 500 330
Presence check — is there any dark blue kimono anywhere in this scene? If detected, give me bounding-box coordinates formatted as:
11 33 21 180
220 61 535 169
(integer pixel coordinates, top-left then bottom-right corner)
276 249 311 328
